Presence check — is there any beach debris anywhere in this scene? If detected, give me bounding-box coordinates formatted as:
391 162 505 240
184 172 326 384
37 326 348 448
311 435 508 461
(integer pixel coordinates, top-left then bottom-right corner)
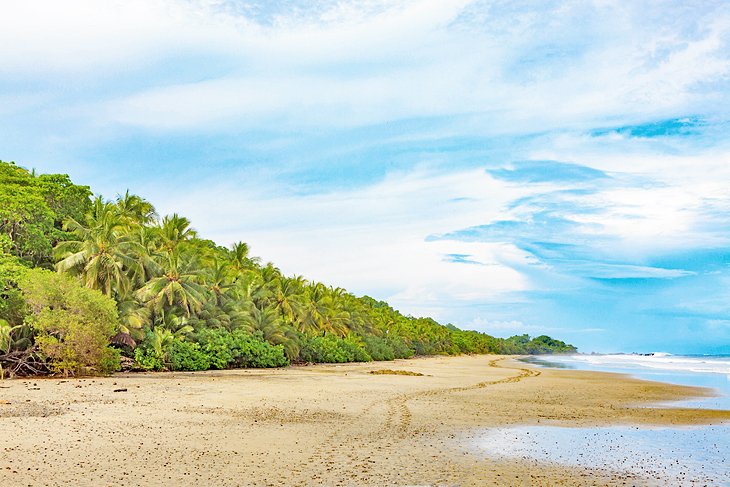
0 400 10 405
368 369 424 376
113 388 128 393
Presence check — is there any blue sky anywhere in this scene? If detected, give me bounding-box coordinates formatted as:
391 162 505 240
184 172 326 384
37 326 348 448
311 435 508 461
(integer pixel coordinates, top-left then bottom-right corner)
2 0 730 353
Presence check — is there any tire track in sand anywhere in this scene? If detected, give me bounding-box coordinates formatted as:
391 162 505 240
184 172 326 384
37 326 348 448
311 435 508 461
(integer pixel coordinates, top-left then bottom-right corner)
387 357 541 436
298 358 540 485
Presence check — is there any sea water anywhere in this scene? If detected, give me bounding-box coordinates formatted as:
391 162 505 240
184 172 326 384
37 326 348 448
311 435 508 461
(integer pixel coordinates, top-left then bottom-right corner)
542 354 730 409
473 354 730 486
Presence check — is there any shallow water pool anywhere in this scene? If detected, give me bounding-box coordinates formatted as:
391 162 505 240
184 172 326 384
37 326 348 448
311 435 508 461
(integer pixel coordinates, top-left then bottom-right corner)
472 424 730 486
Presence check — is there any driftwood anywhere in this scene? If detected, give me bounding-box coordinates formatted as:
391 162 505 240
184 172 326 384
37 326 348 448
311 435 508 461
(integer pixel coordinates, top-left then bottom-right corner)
0 348 49 378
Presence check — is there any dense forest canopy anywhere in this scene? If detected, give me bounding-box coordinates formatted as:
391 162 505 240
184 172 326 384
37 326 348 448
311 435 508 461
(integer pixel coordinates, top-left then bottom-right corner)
0 160 576 377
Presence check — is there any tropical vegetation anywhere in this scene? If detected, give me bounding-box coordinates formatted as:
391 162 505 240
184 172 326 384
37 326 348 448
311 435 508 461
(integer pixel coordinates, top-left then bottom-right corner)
0 160 576 377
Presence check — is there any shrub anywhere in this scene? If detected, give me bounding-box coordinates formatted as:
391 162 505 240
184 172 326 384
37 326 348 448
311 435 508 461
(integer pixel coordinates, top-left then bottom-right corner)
196 329 289 369
300 335 346 363
99 347 122 375
299 335 372 363
231 331 288 368
386 336 414 359
0 251 29 327
19 269 119 376
133 346 164 371
167 340 210 371
341 336 372 362
196 328 235 369
363 336 395 361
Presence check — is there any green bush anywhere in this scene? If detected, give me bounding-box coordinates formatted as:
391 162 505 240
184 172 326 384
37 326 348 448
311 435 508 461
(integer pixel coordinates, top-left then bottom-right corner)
340 336 372 362
0 251 29 327
99 347 122 375
364 336 395 361
168 340 210 371
196 329 289 369
299 335 372 363
300 335 344 363
196 328 235 369
19 269 119 376
133 346 164 371
386 336 414 359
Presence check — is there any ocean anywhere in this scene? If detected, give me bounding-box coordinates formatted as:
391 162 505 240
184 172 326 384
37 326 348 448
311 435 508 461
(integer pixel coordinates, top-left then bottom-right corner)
473 354 730 486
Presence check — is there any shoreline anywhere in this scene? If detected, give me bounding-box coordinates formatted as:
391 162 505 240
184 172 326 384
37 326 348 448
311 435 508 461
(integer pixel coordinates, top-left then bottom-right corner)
1 355 729 486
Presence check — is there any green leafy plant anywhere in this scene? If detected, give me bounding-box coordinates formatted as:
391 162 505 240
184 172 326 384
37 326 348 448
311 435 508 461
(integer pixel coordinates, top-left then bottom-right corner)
19 269 120 376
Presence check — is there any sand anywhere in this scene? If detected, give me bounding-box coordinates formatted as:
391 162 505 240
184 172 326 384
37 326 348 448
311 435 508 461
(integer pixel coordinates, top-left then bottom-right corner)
1 355 728 486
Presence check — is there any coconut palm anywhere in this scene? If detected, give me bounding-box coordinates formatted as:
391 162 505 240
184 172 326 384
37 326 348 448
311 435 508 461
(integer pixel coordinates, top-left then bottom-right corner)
244 305 299 360
136 247 207 320
271 275 306 327
204 257 234 306
341 294 376 336
114 190 158 226
112 290 151 347
126 225 159 285
156 214 196 253
54 196 141 297
227 241 260 276
299 283 349 336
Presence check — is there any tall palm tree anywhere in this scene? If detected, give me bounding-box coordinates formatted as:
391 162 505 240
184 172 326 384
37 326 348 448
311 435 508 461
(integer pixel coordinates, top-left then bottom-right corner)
272 275 306 327
114 190 158 226
300 283 349 336
126 225 159 285
156 214 196 254
321 286 351 336
204 257 234 306
191 299 248 332
54 196 141 297
341 294 376 337
227 241 260 276
136 247 206 320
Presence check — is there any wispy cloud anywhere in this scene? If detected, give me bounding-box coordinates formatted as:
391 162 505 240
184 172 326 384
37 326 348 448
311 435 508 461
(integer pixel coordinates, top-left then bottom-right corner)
487 161 610 184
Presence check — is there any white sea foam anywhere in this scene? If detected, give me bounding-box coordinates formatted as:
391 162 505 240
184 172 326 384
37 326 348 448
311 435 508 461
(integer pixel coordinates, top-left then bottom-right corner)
557 354 730 376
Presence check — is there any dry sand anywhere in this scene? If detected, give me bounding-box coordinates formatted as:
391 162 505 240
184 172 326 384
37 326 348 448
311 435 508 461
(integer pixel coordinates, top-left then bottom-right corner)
1 355 729 486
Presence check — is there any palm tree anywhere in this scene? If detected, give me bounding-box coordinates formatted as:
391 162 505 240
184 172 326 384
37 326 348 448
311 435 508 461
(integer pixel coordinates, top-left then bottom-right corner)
244 305 299 360
272 275 306 327
156 214 196 253
323 287 352 336
204 257 234 306
136 247 207 320
147 325 193 365
126 225 159 285
341 294 376 337
227 241 260 276
0 320 18 354
115 190 158 226
300 283 349 336
111 290 151 347
54 196 141 297
190 300 248 332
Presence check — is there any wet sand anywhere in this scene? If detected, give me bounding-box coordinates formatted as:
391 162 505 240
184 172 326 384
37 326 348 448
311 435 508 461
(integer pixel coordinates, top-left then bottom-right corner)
1 355 729 486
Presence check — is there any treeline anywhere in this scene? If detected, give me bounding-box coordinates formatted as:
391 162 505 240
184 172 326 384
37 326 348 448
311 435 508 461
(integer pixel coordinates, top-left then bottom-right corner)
0 160 576 377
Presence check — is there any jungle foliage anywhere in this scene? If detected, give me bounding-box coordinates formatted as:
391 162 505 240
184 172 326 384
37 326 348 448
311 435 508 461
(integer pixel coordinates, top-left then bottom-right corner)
0 160 576 376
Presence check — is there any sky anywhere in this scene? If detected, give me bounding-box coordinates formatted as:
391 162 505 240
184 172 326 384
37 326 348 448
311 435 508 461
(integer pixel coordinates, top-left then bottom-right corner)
2 0 730 353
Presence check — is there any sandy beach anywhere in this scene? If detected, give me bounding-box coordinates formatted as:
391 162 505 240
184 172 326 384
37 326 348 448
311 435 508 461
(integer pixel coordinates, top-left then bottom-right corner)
1 355 729 486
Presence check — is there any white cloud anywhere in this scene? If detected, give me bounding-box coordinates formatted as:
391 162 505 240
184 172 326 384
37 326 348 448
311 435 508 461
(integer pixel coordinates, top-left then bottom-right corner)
3 1 727 134
146 166 530 319
527 140 730 258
